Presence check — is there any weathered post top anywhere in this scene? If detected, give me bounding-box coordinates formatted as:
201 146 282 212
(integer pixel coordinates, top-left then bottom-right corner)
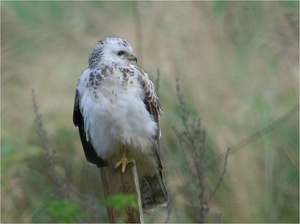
100 163 144 223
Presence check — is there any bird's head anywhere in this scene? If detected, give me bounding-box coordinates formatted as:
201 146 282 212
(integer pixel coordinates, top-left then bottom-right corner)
88 37 137 68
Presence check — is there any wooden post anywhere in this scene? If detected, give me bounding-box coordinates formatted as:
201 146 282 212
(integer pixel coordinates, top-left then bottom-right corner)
100 163 144 223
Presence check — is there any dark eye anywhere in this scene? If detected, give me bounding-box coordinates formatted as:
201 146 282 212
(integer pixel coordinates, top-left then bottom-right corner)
117 51 125 56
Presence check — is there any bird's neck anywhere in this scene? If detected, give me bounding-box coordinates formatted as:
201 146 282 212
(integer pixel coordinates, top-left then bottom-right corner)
95 60 130 69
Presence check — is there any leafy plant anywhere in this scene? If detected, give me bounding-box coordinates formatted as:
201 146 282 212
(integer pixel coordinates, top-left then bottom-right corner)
106 193 138 211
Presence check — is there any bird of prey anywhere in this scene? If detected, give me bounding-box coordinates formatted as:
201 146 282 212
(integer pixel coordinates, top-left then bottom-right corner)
73 37 168 211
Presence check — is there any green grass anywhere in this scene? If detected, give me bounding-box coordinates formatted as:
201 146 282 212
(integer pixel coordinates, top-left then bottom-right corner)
2 1 299 223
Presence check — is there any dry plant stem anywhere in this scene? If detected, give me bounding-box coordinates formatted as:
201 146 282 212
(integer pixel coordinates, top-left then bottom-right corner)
174 80 298 221
198 126 207 222
31 89 63 199
175 79 208 222
206 104 299 169
208 147 230 202
155 68 160 93
175 78 190 132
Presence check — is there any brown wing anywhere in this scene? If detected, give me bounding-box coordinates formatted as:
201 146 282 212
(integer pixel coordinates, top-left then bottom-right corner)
134 67 169 209
135 66 163 170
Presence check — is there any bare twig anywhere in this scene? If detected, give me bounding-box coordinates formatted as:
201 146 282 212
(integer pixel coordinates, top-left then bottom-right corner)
175 78 190 133
206 104 299 169
174 79 208 222
198 126 207 221
205 105 298 201
208 147 230 202
155 68 160 93
173 79 298 222
31 89 64 199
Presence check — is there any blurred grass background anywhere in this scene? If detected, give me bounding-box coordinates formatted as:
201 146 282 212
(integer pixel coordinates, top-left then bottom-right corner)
1 1 299 223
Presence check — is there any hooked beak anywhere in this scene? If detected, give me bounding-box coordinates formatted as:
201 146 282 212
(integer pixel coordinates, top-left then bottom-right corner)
127 52 138 63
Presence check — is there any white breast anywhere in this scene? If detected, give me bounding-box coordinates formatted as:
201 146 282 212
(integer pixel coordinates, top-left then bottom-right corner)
77 68 158 164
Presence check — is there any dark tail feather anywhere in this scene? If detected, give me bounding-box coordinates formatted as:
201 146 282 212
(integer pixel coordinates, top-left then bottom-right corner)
141 172 169 211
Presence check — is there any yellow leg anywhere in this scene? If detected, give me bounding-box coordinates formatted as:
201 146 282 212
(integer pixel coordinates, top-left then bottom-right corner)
115 147 135 173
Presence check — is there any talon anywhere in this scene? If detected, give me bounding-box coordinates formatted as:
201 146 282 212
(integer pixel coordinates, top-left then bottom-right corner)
115 147 135 173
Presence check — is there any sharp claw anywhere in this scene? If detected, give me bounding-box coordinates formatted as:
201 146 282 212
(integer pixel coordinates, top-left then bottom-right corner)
115 161 122 169
121 164 126 173
115 147 135 173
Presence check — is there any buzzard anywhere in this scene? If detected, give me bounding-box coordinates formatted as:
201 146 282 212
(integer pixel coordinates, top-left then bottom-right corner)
73 37 168 211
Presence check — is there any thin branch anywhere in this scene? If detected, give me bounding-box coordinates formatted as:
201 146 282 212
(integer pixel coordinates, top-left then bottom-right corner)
173 127 199 185
206 104 299 169
155 68 160 93
198 127 206 222
31 89 64 199
175 78 190 133
208 147 230 202
174 79 208 222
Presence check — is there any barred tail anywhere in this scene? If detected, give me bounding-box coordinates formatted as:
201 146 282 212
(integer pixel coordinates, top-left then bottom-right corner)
141 172 169 211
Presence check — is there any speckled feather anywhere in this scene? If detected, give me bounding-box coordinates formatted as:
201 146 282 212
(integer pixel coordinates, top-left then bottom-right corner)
73 37 168 211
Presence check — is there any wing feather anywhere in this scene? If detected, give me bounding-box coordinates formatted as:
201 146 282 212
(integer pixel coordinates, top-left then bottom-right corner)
134 66 163 170
73 89 108 167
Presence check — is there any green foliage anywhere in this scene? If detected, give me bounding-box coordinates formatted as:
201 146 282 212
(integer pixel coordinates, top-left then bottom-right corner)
105 194 138 222
49 199 86 222
106 193 138 211
31 198 87 222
